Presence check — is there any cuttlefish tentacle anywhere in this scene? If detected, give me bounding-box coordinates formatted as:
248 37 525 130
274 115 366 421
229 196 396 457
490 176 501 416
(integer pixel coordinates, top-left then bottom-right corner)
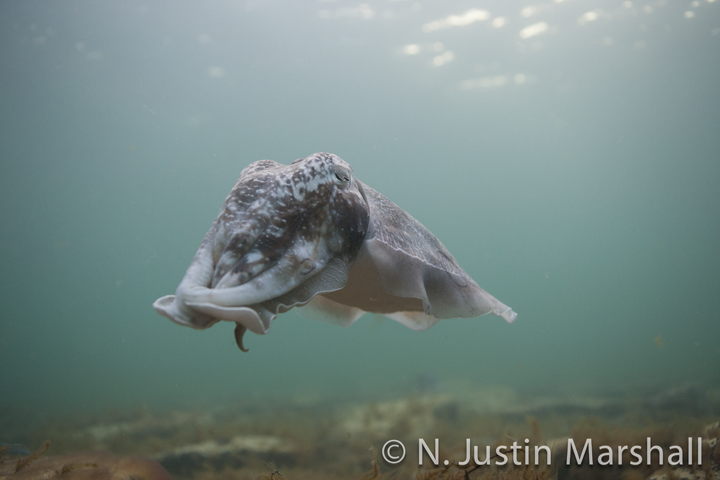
211 197 278 287
212 225 269 288
183 234 330 307
214 211 310 290
154 234 219 329
234 324 249 352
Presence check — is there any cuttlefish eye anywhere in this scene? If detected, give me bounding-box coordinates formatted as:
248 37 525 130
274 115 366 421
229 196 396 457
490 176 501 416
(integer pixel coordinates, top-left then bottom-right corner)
332 165 352 186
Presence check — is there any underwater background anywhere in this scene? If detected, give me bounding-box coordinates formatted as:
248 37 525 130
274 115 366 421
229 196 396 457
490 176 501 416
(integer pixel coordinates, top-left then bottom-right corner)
1 1 719 478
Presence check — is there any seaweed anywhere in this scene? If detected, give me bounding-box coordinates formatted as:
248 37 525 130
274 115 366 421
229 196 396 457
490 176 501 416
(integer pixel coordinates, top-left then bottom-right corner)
12 440 49 473
2 441 97 477
57 462 98 475
256 469 284 480
358 447 381 480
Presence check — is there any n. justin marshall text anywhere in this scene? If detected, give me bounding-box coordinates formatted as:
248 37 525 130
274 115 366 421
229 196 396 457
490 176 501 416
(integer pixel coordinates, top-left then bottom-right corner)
418 437 703 467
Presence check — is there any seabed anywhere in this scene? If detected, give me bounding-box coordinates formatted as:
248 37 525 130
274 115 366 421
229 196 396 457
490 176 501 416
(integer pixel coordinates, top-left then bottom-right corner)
2 384 718 480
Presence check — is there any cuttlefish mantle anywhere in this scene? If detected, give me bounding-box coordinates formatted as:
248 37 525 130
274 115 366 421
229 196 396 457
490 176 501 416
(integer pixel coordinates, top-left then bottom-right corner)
153 153 516 351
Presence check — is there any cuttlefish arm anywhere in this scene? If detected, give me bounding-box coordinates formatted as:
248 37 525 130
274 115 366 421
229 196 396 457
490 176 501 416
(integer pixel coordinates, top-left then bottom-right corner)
154 154 369 343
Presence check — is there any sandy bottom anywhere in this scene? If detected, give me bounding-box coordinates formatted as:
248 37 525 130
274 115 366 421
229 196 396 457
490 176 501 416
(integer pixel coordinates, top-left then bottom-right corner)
2 384 719 480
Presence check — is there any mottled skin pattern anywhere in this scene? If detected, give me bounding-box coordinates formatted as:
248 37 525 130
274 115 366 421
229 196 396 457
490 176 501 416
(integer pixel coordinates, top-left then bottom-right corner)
154 152 516 351
210 154 368 291
363 186 469 288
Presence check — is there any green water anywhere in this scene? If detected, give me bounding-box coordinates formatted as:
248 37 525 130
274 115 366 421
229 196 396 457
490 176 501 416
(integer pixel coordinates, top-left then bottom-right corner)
1 0 718 419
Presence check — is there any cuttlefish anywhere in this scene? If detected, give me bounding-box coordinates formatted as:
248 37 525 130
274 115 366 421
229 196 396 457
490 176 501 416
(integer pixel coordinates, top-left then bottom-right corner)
154 153 516 351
